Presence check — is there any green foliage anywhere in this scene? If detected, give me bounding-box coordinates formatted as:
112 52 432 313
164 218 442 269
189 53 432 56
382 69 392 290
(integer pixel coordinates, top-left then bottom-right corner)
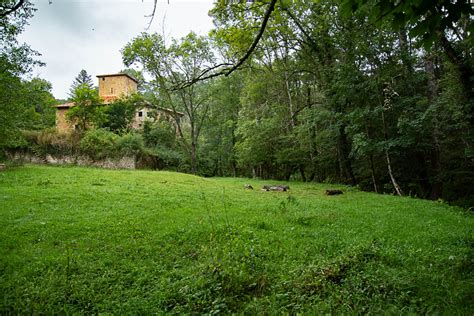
79 129 118 160
115 133 144 156
0 1 54 151
67 84 103 131
35 129 81 156
142 120 176 149
0 165 472 313
147 145 184 170
24 78 56 129
0 75 56 149
100 93 142 133
69 69 94 96
122 31 214 174
340 0 474 47
201 0 474 203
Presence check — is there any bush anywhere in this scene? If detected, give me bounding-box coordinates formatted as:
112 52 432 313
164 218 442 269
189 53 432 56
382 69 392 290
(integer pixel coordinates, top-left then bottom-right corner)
137 146 184 170
39 129 79 154
17 129 81 157
79 129 118 160
115 133 144 156
143 121 176 148
153 145 183 168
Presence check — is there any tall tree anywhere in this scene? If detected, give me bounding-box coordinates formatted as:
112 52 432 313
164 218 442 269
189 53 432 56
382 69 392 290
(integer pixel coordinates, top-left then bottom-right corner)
0 0 47 150
122 32 214 174
66 83 103 131
69 69 94 97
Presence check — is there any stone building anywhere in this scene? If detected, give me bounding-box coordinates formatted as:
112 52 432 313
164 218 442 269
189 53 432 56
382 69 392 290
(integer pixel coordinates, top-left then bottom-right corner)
55 73 159 132
97 73 138 104
56 74 184 132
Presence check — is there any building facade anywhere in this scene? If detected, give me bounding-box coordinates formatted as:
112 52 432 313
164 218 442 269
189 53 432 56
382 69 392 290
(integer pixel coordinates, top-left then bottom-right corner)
55 73 139 132
97 73 138 104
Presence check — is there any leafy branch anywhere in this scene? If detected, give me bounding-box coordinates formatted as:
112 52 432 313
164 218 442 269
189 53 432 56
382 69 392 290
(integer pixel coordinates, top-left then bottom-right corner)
0 0 25 18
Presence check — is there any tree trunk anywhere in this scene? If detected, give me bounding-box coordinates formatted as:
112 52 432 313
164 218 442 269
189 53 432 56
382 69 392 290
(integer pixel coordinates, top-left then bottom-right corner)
429 145 443 200
284 70 296 127
190 141 197 175
299 165 306 182
338 124 357 185
385 148 403 196
425 54 443 200
369 154 378 193
381 110 403 196
231 127 237 177
365 123 379 193
307 86 318 184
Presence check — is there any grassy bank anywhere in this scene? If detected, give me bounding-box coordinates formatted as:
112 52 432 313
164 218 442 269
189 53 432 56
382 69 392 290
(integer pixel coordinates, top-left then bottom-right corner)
0 165 472 313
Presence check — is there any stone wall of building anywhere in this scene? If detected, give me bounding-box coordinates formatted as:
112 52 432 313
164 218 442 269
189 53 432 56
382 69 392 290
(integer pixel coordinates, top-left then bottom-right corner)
55 74 139 132
98 75 138 104
56 108 70 133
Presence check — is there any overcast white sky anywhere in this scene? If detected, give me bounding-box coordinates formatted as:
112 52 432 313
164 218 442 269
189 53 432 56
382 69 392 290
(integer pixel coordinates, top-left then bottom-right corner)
18 0 215 99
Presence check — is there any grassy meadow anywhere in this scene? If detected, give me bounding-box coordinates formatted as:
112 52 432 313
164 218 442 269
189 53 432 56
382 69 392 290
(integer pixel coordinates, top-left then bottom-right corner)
0 165 472 313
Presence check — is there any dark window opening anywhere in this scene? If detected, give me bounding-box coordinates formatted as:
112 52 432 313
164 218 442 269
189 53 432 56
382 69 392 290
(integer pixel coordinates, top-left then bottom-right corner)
138 111 143 117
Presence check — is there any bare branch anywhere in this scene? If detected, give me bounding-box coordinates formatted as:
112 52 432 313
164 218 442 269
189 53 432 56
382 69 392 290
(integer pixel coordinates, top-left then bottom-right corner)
172 0 278 90
172 62 233 90
144 0 161 30
223 0 277 76
280 6 318 50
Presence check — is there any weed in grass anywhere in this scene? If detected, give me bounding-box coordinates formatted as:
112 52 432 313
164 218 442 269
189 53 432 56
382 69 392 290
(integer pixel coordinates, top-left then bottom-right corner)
279 194 299 213
37 178 52 186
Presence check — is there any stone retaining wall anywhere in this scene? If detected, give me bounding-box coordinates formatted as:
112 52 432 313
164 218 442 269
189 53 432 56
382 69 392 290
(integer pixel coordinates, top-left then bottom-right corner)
8 151 137 169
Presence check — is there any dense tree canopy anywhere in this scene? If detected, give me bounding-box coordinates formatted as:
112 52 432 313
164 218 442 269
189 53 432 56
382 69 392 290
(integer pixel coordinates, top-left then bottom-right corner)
186 0 472 205
0 0 55 149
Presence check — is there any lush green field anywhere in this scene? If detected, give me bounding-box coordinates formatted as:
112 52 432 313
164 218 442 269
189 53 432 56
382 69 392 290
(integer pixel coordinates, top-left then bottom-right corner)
0 165 472 313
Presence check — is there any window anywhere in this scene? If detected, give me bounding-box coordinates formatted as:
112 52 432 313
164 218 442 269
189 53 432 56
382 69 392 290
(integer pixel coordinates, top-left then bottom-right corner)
138 111 143 117
110 88 114 94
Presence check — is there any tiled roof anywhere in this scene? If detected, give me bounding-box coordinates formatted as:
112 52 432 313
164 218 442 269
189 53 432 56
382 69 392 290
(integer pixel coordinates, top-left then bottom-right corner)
55 102 75 109
96 73 138 83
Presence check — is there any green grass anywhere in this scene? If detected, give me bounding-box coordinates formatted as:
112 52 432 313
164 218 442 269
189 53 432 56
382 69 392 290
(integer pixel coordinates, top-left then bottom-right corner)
0 165 472 313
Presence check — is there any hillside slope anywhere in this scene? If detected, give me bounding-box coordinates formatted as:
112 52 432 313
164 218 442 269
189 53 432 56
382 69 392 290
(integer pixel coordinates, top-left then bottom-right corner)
0 165 472 313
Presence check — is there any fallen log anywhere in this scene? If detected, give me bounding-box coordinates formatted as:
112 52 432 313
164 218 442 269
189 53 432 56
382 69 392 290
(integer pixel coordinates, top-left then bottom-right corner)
262 185 289 192
325 189 343 195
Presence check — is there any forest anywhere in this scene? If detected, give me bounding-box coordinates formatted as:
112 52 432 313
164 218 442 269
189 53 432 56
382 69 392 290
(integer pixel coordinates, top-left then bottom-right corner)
1 0 473 206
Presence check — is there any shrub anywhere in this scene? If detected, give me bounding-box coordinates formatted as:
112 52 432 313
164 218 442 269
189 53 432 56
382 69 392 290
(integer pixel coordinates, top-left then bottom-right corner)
79 129 118 160
18 129 80 157
115 133 144 156
21 130 42 147
38 129 77 154
143 120 176 148
153 145 183 168
137 146 184 170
